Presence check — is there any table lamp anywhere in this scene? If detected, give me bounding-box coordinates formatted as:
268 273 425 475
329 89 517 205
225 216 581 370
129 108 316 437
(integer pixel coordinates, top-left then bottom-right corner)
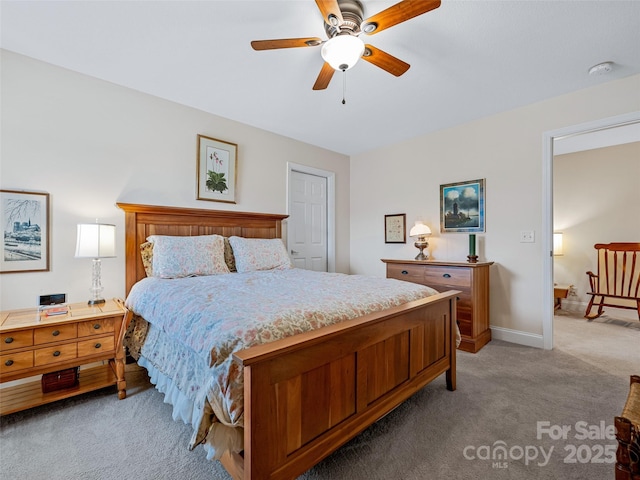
409 221 431 260
75 223 116 305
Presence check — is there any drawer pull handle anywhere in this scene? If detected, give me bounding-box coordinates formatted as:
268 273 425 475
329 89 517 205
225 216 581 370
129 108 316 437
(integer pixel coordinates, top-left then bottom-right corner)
53 351 61 357
94 343 102 349
5 359 14 366
443 273 451 278
401 270 409 275
93 324 101 330
4 337 13 344
52 330 60 336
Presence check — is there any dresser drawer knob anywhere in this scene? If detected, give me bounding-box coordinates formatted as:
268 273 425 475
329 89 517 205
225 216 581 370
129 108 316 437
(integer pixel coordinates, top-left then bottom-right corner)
5 359 14 366
443 273 451 278
53 351 61 357
4 337 13 344
93 324 101 330
52 330 60 336
401 270 408 275
94 343 102 349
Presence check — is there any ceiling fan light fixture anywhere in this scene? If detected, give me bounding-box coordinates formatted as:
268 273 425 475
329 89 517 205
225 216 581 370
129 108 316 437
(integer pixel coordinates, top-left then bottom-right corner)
321 34 365 71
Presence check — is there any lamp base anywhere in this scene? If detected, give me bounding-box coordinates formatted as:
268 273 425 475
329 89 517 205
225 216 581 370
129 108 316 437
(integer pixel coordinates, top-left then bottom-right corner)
467 255 478 263
414 239 429 261
88 298 106 306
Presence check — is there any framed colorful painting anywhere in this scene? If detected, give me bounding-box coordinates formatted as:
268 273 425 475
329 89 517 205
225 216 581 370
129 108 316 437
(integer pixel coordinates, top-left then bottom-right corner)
440 179 485 233
197 134 238 203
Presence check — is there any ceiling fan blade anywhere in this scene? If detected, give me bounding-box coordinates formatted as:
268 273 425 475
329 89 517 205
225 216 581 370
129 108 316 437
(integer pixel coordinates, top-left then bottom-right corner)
313 62 335 90
251 37 323 50
315 0 344 27
362 0 441 36
362 45 410 77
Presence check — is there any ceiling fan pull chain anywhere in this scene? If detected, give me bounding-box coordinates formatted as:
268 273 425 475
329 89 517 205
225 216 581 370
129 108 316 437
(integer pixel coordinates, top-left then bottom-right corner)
342 69 347 105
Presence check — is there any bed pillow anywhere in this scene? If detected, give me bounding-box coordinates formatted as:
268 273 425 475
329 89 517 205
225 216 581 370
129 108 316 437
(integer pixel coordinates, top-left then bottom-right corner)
228 236 292 273
146 234 230 278
141 238 236 276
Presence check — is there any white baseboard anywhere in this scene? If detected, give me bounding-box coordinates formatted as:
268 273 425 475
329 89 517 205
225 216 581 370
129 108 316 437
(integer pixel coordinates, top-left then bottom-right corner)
490 326 545 349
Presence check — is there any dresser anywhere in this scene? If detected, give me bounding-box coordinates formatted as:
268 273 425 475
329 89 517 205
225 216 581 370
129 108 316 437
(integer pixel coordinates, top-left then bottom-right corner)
0 299 131 415
382 259 494 353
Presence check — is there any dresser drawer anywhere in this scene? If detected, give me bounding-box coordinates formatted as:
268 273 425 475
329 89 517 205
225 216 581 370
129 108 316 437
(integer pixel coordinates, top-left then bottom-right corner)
0 330 34 352
34 324 77 345
387 264 425 284
457 318 472 337
78 317 115 338
77 336 114 357
34 343 77 366
1 351 34 373
424 267 470 288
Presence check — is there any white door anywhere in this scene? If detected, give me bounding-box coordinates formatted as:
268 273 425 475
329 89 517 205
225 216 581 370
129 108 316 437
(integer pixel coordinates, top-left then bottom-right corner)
289 170 328 271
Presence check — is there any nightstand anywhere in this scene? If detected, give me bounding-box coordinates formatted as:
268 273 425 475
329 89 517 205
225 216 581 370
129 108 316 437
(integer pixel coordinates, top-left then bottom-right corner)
382 259 494 353
0 298 132 415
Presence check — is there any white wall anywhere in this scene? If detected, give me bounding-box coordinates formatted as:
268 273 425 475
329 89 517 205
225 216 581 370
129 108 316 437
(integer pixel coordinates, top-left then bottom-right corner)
0 50 350 310
350 74 640 342
554 142 640 320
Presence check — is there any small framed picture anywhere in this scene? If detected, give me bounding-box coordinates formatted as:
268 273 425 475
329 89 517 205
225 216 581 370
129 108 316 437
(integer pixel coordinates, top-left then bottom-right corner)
440 178 485 233
1 190 50 273
384 214 406 243
197 134 238 203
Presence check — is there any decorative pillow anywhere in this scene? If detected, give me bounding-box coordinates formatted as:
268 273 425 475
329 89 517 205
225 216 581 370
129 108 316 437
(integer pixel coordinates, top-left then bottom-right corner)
223 237 237 273
140 242 154 277
228 236 292 273
146 234 229 278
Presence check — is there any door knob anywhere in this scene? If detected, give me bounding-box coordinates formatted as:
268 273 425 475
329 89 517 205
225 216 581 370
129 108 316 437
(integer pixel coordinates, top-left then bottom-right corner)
291 250 300 255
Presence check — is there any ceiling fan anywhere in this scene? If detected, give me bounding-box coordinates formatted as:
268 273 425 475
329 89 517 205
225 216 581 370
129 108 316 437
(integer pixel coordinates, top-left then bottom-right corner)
251 0 441 91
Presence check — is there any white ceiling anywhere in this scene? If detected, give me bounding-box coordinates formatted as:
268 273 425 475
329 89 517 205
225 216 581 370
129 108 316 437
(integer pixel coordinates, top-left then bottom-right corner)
1 0 639 156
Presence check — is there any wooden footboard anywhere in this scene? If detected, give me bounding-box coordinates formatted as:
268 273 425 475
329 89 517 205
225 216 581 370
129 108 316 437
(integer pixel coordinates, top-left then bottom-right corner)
230 291 458 480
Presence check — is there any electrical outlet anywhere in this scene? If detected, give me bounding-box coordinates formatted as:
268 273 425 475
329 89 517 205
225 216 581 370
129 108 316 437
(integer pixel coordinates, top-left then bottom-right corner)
520 230 535 243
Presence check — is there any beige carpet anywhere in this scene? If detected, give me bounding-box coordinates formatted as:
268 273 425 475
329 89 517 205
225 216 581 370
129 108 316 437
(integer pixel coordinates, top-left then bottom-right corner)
553 307 640 380
1 311 638 479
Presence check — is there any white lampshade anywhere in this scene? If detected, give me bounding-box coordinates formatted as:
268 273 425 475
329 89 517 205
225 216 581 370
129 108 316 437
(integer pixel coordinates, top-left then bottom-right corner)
553 232 564 256
75 224 116 258
321 35 365 71
410 222 432 237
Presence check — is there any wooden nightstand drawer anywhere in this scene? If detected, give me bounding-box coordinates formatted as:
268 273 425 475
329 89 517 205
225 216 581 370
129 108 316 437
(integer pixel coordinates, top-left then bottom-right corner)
77 336 114 357
424 267 471 288
386 264 425 283
1 351 34 373
1 299 131 415
78 317 115 337
34 324 77 345
34 343 77 366
0 330 33 351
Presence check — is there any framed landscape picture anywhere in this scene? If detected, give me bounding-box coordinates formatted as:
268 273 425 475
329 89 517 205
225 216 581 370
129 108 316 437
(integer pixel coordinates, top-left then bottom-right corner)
440 179 485 233
197 134 238 203
384 213 406 243
1 190 50 273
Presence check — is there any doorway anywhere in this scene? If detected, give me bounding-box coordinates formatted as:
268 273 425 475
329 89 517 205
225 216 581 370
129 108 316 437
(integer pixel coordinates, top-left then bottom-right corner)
541 111 640 349
286 162 336 272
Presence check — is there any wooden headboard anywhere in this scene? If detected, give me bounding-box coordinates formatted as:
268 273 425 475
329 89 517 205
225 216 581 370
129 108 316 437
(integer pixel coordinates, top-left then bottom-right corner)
116 203 288 295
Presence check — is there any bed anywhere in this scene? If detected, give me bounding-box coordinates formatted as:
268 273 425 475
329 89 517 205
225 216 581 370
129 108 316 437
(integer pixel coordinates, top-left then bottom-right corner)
117 202 459 480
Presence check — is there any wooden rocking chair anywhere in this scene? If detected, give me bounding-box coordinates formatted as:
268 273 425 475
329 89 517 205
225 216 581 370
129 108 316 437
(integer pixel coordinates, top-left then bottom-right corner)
584 243 640 321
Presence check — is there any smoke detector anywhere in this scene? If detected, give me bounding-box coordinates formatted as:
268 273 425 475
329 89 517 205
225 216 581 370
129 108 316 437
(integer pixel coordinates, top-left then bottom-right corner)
588 61 614 76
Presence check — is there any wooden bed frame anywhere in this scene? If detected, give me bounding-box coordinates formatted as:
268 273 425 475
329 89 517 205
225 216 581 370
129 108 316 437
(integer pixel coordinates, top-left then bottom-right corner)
117 203 459 480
